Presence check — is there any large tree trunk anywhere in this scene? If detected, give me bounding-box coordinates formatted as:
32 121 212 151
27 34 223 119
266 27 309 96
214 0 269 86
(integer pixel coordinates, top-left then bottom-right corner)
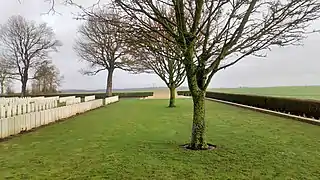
106 69 114 97
21 80 27 97
189 90 207 149
168 86 176 108
0 81 4 95
38 81 41 93
21 71 28 97
183 48 208 150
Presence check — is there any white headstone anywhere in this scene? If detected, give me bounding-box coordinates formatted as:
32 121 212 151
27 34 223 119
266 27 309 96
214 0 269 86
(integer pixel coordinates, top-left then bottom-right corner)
6 106 12 117
17 104 22 115
12 105 17 116
0 105 5 118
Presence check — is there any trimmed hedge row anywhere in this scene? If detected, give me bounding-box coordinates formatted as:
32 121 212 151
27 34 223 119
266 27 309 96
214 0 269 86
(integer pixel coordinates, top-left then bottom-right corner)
113 92 153 98
177 91 191 96
177 91 320 120
0 92 153 99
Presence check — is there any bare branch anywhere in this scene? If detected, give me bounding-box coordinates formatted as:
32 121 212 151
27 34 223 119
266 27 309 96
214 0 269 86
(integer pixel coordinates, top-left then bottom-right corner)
125 20 186 89
115 0 320 93
74 7 130 73
73 6 133 96
79 67 107 76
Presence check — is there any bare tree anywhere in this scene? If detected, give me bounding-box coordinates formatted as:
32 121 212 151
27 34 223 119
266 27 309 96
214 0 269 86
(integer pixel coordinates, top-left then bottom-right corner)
31 61 63 94
114 0 320 149
0 58 13 95
5 85 15 95
127 22 185 107
74 8 129 97
0 73 13 95
0 15 61 97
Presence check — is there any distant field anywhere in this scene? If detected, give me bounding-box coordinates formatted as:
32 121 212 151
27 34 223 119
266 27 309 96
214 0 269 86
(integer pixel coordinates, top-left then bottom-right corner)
210 86 320 100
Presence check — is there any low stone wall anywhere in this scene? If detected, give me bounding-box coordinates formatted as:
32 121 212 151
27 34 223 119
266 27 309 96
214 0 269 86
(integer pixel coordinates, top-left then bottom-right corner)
105 96 119 104
0 96 119 139
84 95 96 102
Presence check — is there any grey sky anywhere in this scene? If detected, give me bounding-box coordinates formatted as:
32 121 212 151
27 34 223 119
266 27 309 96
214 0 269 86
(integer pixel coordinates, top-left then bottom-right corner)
0 0 320 91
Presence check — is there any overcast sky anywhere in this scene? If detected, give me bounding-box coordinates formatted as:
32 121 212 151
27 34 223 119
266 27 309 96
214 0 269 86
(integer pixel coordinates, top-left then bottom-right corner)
0 0 320 91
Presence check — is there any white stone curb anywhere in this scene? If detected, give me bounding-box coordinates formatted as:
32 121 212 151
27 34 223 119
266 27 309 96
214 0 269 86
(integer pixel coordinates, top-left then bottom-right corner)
206 98 320 126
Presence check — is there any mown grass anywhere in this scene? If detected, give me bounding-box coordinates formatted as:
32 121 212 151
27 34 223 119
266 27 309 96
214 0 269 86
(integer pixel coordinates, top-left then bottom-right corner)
211 86 320 100
0 99 319 179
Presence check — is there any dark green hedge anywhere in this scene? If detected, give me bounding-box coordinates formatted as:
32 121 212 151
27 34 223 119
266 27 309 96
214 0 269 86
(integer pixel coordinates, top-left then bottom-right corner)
177 91 320 119
177 91 191 96
0 92 153 99
112 92 153 98
207 92 320 119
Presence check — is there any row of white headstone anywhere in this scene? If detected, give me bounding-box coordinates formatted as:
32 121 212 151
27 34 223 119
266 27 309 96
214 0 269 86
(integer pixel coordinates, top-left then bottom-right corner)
0 96 54 105
0 97 59 119
0 95 97 119
59 96 81 105
0 96 119 139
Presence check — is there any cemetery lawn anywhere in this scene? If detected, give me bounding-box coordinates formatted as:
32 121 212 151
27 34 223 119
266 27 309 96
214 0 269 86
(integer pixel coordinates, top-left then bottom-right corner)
0 99 319 179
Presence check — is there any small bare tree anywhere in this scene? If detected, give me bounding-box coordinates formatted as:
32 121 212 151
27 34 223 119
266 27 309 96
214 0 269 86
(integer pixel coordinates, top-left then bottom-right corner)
74 8 129 97
0 58 13 95
32 61 63 94
5 85 15 95
127 23 185 107
115 0 320 149
0 72 13 95
0 15 61 97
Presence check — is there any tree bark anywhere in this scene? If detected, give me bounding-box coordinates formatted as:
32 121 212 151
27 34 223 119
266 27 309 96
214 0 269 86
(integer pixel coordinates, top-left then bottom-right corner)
168 86 176 107
183 48 208 150
189 90 207 149
106 68 114 97
0 80 4 95
21 70 28 97
21 80 27 97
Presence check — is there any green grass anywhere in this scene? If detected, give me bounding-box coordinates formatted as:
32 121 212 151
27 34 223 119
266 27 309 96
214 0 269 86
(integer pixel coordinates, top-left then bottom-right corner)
0 99 319 179
211 86 320 100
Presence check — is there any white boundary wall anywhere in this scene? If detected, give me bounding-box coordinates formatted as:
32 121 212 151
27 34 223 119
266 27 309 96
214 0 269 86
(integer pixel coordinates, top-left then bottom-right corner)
105 96 118 105
0 96 119 139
